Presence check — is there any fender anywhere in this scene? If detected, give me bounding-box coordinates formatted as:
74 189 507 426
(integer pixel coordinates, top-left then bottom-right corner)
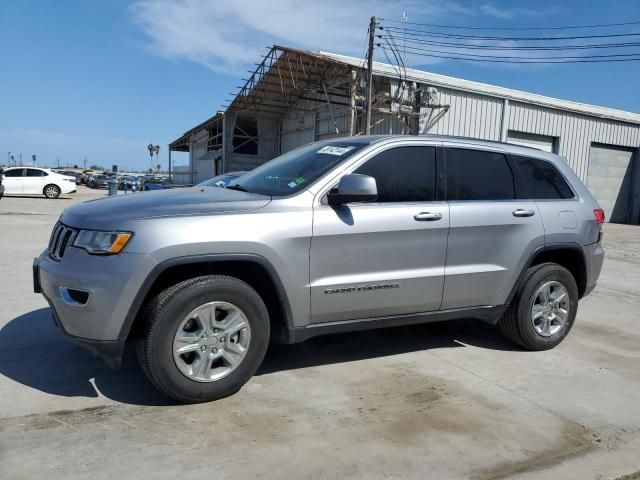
116 253 295 350
504 242 587 307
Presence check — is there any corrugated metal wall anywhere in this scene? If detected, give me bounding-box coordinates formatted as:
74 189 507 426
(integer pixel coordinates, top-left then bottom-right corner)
420 86 504 141
506 100 640 182
218 73 640 189
225 113 281 172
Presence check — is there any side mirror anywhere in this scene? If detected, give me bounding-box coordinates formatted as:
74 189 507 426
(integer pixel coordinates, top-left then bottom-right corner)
327 174 377 206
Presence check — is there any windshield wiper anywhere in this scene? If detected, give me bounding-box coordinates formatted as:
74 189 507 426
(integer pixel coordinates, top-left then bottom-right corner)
226 184 248 192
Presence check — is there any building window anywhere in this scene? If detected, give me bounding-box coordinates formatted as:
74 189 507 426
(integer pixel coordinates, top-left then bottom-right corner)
233 117 258 155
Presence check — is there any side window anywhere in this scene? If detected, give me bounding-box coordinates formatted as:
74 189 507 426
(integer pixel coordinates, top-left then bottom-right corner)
26 169 45 177
4 169 24 178
514 156 574 199
446 149 515 201
354 146 436 202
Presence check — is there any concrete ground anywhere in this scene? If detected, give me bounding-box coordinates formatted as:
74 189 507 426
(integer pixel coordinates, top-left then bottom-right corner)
1 187 639 480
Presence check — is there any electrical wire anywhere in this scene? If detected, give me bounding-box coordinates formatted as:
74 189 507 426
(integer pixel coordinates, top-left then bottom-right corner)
380 25 640 41
377 40 640 61
377 34 640 51
378 45 640 63
378 18 640 31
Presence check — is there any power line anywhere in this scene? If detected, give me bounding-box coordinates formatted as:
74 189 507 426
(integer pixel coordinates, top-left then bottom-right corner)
378 40 640 61
379 18 640 31
378 45 640 63
377 34 640 51
380 25 640 41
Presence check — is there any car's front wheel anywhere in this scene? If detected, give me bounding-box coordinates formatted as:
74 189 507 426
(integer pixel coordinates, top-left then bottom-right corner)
499 262 578 350
43 184 61 199
137 275 270 403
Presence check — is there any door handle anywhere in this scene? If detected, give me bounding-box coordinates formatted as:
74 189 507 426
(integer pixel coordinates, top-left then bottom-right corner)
512 209 535 218
414 212 443 221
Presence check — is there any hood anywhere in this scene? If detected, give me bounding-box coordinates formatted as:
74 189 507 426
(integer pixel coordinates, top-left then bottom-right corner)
61 186 271 230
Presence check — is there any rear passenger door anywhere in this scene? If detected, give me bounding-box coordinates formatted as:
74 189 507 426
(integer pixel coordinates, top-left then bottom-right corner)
442 147 545 309
23 168 47 195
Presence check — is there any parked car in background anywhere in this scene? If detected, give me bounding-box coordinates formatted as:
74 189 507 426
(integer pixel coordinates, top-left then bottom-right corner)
197 171 246 188
2 167 76 198
81 171 97 185
143 175 170 190
118 175 141 191
87 174 110 189
62 171 82 185
0 168 5 199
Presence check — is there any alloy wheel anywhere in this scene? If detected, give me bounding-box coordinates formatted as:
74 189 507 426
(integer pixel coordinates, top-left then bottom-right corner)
172 301 252 382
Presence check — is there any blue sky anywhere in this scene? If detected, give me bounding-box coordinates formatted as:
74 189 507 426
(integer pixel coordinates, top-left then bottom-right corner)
1 0 639 170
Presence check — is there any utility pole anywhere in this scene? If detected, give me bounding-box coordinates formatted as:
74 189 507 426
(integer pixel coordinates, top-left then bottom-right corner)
365 16 376 135
402 12 408 65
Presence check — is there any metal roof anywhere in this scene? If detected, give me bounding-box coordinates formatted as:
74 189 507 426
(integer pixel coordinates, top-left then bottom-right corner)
319 51 640 125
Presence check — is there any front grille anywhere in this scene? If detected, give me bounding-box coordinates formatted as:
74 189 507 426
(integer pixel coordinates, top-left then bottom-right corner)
48 223 77 261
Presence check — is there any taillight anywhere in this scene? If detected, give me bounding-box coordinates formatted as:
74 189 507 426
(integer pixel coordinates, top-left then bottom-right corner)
593 209 605 225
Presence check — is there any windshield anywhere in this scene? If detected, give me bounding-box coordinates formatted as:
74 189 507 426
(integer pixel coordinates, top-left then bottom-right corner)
230 142 368 196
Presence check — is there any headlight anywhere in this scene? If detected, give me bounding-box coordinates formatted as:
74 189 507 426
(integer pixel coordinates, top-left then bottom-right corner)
73 230 132 255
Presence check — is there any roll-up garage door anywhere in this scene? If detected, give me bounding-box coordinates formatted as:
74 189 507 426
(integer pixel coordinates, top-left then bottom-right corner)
587 143 638 224
507 131 557 153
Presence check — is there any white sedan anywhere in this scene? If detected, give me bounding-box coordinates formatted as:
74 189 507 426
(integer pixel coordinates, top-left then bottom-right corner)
1 167 77 199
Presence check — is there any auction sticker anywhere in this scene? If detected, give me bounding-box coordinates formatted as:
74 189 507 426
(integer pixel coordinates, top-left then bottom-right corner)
317 145 355 156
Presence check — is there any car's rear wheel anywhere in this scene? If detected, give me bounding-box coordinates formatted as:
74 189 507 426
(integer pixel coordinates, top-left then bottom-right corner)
43 184 61 199
137 275 270 403
498 262 578 350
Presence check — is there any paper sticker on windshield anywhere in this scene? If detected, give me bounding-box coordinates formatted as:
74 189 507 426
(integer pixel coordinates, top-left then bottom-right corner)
317 145 355 156
287 181 297 188
295 176 305 185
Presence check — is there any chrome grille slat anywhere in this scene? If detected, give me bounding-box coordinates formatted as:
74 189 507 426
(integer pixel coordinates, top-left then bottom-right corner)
48 223 77 261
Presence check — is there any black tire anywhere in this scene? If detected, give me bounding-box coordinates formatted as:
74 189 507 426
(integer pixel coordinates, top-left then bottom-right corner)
43 184 61 199
137 275 270 403
498 262 578 351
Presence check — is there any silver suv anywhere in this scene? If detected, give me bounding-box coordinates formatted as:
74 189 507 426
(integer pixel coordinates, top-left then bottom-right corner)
33 135 605 403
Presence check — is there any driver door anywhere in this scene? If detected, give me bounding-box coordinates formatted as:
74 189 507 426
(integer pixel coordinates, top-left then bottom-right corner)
309 144 449 323
3 168 25 194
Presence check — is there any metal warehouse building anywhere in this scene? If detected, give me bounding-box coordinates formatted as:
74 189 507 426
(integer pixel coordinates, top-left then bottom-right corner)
169 45 640 224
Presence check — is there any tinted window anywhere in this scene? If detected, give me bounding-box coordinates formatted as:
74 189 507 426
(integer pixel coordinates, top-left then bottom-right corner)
4 169 24 177
26 169 45 177
354 146 436 202
514 157 574 199
446 149 515 200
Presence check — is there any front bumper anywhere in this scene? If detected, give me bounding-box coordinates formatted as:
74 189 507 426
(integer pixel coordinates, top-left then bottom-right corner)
34 247 158 367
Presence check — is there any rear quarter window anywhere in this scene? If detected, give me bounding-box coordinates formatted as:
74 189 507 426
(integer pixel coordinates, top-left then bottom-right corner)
513 156 574 199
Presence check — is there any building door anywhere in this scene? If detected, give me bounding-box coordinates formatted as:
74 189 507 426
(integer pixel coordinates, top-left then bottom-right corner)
280 113 315 154
587 143 638 224
507 131 557 153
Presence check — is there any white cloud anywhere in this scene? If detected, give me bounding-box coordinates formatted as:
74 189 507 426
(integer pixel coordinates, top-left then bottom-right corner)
129 0 476 73
480 3 564 20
